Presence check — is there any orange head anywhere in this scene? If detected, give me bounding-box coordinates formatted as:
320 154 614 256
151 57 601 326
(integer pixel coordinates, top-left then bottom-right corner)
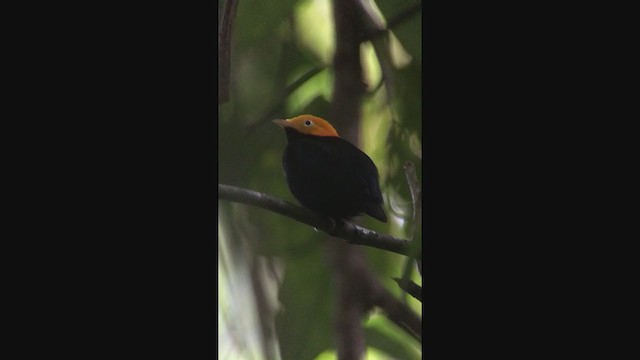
273 115 340 138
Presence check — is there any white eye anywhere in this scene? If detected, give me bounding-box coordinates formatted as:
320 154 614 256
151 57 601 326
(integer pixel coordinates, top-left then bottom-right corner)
304 120 312 126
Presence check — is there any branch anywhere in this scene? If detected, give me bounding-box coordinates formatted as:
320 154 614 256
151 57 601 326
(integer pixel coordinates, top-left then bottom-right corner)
392 277 422 302
368 276 423 342
244 65 326 133
403 160 423 277
242 2 421 130
218 0 239 104
218 184 414 257
403 160 421 228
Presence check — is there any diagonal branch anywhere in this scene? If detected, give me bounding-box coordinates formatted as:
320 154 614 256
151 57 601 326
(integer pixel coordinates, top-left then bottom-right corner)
243 2 422 131
403 160 421 232
394 161 423 299
218 184 414 257
368 278 423 341
392 277 423 302
245 66 326 133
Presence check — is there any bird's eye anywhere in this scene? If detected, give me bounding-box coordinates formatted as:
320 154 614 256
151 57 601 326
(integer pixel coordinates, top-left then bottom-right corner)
304 120 312 126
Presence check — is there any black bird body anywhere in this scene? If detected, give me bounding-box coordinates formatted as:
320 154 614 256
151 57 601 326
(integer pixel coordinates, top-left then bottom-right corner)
277 117 387 223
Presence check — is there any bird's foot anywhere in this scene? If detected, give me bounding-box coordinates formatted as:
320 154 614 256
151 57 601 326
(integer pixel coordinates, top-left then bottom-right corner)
326 217 344 235
326 217 337 234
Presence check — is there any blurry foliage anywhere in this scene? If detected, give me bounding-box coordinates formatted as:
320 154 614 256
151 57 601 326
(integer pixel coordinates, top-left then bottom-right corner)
219 0 422 358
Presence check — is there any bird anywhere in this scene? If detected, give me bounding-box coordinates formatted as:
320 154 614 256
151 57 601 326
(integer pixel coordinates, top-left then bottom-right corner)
273 114 387 223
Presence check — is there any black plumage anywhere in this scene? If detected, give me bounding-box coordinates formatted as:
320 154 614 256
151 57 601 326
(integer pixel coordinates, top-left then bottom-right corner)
280 126 387 223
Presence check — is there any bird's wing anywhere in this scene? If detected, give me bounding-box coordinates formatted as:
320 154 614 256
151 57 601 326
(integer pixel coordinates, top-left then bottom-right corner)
314 137 383 203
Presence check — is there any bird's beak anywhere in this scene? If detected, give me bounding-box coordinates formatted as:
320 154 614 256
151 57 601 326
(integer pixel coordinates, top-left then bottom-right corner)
273 119 289 128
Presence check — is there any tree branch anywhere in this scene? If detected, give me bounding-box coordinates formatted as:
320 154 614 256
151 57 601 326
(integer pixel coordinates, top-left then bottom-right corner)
330 1 370 357
403 160 421 229
242 2 421 131
368 278 423 342
218 184 414 257
245 65 326 133
403 160 423 279
392 277 422 302
218 0 239 104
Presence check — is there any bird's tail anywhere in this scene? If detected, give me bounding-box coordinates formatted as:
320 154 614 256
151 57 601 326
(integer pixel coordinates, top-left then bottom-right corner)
365 203 388 223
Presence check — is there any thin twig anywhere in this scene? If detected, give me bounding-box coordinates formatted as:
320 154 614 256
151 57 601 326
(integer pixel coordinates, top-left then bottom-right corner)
397 161 422 299
392 277 422 302
368 277 423 342
405 161 423 275
403 160 421 240
404 161 422 276
245 66 326 133
218 184 414 257
243 2 422 130
218 0 239 104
